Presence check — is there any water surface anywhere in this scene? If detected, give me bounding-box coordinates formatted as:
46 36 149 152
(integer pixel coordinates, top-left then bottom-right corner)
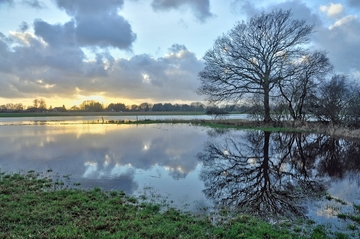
0 114 248 126
0 122 359 234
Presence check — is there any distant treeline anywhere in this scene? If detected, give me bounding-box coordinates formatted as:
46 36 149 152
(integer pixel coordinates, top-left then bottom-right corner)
0 100 250 113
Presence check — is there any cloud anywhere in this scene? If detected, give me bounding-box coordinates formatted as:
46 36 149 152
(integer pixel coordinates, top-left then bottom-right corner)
269 1 321 26
18 22 29 32
22 0 46 9
55 0 125 16
76 14 136 49
53 0 136 50
151 0 214 22
0 28 203 102
348 0 360 9
34 19 77 48
0 0 13 5
230 0 321 25
313 14 360 74
265 1 360 78
320 3 344 18
329 15 358 29
91 44 204 101
230 0 360 79
230 0 261 17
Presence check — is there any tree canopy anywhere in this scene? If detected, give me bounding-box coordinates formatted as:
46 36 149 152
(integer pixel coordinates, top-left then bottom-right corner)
197 9 329 122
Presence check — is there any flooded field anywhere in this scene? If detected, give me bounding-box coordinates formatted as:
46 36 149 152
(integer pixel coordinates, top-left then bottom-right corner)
0 114 248 126
0 118 359 234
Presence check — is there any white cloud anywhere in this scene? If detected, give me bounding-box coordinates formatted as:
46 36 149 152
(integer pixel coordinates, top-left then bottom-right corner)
320 3 344 18
329 15 358 29
313 14 360 74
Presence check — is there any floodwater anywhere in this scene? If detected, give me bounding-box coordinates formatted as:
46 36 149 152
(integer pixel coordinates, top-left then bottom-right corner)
0 118 359 234
0 114 249 126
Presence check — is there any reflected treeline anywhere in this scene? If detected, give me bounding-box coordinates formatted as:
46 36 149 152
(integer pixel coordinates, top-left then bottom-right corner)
198 131 360 219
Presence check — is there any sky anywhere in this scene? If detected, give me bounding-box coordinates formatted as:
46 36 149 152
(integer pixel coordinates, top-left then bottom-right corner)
0 0 359 108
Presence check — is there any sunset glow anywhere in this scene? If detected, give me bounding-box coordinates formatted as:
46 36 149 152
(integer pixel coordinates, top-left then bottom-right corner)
0 0 359 109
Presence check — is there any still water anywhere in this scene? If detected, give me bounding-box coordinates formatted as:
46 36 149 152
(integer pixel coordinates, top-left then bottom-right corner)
0 120 360 232
0 114 248 126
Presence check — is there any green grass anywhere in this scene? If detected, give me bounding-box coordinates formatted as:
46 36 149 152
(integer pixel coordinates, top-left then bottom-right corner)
195 120 306 133
0 171 340 239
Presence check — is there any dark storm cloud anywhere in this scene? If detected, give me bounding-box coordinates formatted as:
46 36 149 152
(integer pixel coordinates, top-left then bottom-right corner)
151 0 214 22
22 0 46 9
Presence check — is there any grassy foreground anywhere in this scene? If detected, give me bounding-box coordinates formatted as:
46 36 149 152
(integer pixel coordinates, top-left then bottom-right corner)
0 171 343 239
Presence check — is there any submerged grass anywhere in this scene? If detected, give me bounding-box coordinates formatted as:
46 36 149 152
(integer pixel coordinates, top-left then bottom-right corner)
0 171 347 239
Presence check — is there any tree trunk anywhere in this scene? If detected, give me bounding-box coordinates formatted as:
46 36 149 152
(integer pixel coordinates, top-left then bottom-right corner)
263 88 272 123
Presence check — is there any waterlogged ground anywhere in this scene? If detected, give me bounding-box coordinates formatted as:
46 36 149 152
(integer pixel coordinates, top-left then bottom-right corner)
0 114 248 126
0 118 360 236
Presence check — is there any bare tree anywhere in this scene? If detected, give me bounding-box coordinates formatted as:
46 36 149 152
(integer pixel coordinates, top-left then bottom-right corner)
33 99 39 108
198 131 325 218
346 83 360 126
39 98 47 110
308 74 350 124
197 9 314 122
278 51 333 121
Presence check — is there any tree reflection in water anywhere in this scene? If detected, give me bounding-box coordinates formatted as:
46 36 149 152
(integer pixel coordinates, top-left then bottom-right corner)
197 130 348 219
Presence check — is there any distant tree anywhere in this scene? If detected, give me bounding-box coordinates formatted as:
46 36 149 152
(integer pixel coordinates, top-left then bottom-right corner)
2 103 25 111
39 98 47 110
347 88 360 125
173 103 181 111
180 104 190 111
139 102 150 112
130 104 139 111
205 106 229 119
33 99 39 108
198 9 315 122
191 102 205 111
152 103 163 111
80 100 103 112
278 51 333 121
308 74 350 124
163 103 174 111
107 103 126 112
70 105 80 111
